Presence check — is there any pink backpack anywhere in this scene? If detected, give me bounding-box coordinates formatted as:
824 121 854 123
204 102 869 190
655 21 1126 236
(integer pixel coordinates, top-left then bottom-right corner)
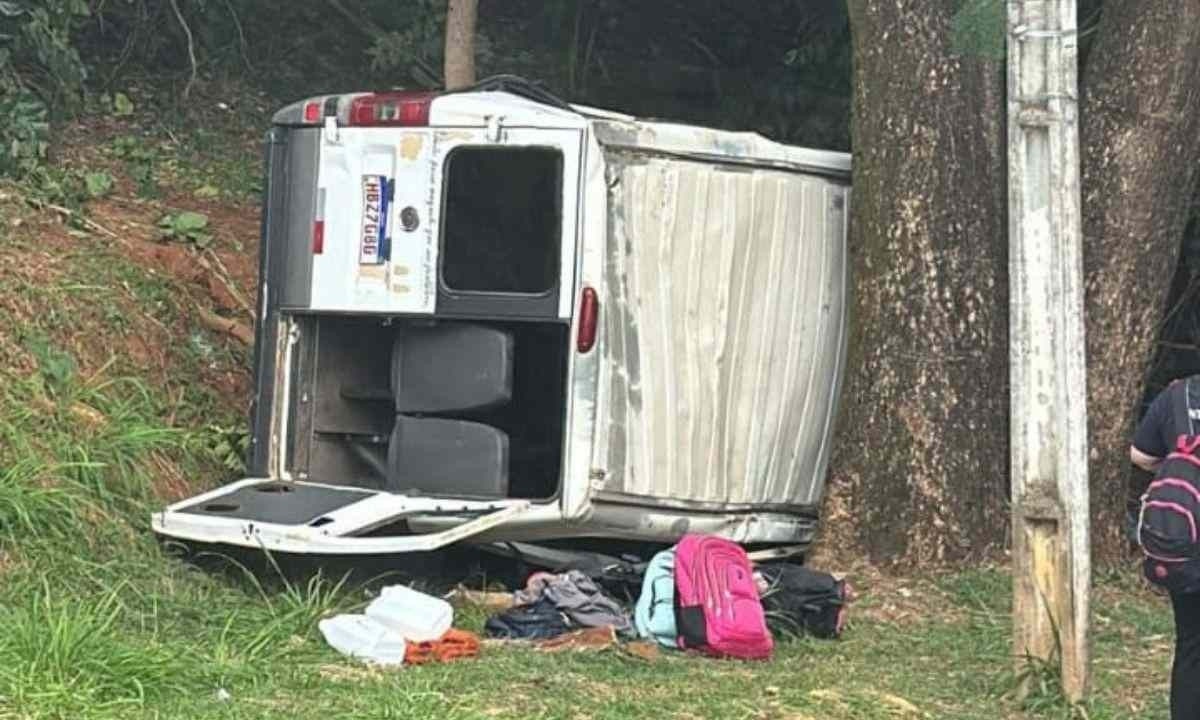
674 534 773 660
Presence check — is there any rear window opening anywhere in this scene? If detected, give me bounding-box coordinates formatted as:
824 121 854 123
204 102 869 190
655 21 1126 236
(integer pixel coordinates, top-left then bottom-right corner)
286 316 568 501
441 147 563 295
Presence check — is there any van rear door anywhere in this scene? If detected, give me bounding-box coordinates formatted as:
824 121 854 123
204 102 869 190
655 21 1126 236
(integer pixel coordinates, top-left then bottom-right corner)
308 124 583 320
307 124 438 314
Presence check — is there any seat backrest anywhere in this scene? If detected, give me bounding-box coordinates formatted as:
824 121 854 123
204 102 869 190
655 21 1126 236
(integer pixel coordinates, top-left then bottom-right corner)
392 323 513 413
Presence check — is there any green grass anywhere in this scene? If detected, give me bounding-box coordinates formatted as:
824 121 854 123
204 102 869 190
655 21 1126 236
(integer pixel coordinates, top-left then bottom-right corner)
0 567 1171 720
0 241 1179 720
0 336 1178 720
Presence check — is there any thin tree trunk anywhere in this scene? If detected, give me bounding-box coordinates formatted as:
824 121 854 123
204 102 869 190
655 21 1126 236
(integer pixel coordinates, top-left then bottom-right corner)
826 0 1009 564
444 0 478 91
1081 0 1200 560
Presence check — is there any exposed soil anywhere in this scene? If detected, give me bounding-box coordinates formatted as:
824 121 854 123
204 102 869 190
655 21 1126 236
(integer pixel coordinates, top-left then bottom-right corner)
50 118 263 411
0 112 266 501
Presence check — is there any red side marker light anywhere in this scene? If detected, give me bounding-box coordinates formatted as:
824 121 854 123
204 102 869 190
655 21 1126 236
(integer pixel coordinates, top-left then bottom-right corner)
303 101 322 124
577 286 599 354
313 188 327 254
312 220 325 254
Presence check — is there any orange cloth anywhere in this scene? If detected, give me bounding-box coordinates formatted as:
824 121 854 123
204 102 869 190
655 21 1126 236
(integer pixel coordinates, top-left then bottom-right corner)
403 628 480 665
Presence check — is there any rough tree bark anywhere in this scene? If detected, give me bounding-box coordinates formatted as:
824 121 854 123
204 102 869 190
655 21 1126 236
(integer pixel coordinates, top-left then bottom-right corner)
826 0 1010 564
444 0 478 90
1081 0 1200 559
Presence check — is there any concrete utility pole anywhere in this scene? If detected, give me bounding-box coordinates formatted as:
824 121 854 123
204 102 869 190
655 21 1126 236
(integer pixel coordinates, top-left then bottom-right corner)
1006 0 1090 702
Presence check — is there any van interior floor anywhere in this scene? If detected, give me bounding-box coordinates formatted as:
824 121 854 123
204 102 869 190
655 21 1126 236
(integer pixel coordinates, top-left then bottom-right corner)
174 481 376 525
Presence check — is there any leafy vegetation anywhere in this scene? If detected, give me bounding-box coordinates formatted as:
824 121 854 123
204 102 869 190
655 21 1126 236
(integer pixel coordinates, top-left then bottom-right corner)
0 0 89 178
0 91 50 175
159 211 212 247
83 170 113 198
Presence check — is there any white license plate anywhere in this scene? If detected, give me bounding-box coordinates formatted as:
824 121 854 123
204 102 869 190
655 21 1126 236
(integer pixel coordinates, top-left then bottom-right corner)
359 174 390 265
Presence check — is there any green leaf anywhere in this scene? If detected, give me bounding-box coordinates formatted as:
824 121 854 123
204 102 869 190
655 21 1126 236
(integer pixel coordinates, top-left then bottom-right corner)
84 171 114 198
113 92 134 117
194 184 220 199
24 334 76 390
173 211 209 232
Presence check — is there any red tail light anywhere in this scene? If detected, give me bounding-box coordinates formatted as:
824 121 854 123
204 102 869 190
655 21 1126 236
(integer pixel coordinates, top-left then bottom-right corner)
577 286 599 354
303 101 322 124
348 92 435 127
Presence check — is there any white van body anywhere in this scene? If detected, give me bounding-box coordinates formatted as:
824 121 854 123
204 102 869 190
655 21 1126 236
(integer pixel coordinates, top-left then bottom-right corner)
151 83 851 555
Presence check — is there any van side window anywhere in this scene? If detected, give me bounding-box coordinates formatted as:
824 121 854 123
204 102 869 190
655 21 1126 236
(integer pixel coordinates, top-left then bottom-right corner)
441 147 563 295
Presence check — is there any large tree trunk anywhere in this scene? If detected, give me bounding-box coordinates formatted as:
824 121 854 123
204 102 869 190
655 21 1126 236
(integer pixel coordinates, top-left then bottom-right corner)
826 0 1009 564
1080 0 1200 560
444 0 478 90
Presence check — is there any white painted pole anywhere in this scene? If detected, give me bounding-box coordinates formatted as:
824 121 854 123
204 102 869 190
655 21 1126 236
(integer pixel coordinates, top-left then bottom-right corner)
1007 0 1090 702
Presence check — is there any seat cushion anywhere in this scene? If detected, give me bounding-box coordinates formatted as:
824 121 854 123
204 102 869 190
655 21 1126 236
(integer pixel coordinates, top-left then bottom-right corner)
386 415 509 497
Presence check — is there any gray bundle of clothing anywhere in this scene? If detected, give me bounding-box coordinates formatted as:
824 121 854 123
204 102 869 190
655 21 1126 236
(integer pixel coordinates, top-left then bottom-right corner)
514 570 633 634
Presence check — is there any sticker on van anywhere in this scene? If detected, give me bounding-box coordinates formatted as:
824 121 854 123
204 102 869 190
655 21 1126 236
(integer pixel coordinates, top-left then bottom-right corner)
360 175 391 265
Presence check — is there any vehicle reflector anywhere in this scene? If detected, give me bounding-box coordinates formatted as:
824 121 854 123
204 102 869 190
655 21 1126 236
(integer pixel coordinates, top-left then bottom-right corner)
348 92 435 127
313 188 327 254
577 286 599 354
312 220 325 255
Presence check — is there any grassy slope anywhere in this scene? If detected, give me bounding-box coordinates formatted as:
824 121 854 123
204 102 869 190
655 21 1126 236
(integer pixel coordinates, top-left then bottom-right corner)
0 92 1179 720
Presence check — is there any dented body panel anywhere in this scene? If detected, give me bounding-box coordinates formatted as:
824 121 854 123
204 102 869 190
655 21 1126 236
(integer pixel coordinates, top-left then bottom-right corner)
594 155 848 513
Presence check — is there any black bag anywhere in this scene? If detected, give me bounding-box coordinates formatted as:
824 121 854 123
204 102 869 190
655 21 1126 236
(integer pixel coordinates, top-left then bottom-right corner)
484 598 570 640
1139 377 1200 594
757 564 851 639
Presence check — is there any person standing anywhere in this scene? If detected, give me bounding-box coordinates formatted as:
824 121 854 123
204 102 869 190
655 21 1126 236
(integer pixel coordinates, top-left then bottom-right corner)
1131 376 1200 720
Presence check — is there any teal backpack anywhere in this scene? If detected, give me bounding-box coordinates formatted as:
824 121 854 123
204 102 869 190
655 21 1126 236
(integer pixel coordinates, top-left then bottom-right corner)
634 548 678 648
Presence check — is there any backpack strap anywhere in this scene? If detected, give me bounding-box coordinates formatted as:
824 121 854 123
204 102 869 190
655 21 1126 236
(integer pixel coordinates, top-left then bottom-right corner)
1189 377 1199 437
1174 377 1200 453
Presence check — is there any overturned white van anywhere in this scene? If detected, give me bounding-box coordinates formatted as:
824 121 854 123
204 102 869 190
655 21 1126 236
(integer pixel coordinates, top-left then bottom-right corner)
152 77 851 555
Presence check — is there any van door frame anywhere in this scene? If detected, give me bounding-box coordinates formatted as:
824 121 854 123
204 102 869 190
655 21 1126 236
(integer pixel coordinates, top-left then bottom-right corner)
429 127 584 321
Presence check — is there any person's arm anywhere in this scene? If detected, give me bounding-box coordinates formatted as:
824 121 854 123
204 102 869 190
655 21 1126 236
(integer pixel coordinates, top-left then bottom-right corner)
1131 386 1174 473
1130 444 1163 473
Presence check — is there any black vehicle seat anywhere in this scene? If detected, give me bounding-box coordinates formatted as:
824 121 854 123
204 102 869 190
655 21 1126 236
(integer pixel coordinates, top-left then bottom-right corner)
385 415 509 497
391 323 513 413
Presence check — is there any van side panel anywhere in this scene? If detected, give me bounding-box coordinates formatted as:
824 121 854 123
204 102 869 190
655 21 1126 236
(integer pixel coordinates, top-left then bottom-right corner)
596 153 848 512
